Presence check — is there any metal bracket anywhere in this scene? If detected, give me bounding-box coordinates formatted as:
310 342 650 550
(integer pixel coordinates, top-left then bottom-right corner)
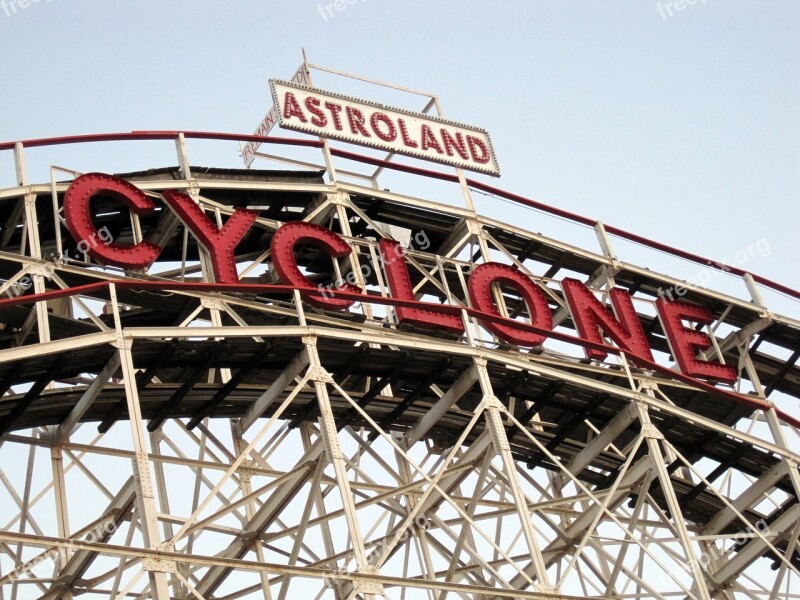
326 191 350 206
133 453 155 497
237 460 258 483
178 180 201 200
479 395 505 413
466 218 484 236
535 586 561 599
641 424 664 440
28 263 56 277
142 557 178 574
307 366 333 383
473 356 488 367
111 329 132 350
638 380 660 392
201 298 226 311
319 412 344 461
354 566 385 595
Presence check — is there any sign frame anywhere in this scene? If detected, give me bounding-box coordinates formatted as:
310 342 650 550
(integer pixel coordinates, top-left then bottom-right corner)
270 79 501 176
242 66 310 167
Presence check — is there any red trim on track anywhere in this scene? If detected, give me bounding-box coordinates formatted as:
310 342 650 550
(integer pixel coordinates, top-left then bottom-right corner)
2 280 796 428
4 130 792 300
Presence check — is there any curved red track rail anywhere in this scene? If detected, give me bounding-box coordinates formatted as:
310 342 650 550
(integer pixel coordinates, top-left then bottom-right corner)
2 130 797 302
1 280 797 428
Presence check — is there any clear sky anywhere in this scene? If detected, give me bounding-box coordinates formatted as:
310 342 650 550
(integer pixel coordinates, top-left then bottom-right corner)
0 2 798 592
0 0 798 309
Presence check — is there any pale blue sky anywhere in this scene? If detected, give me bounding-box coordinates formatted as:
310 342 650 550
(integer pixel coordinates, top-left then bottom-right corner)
0 2 798 590
0 0 798 307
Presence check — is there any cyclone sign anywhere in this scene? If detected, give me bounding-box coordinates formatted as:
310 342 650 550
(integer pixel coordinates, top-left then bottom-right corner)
57 172 746 393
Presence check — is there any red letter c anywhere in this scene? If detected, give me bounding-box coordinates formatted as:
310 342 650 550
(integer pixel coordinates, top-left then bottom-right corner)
270 221 361 310
63 173 162 269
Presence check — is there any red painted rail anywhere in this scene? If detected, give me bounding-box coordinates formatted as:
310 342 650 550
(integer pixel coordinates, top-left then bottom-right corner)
0 130 797 303
1 279 797 428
